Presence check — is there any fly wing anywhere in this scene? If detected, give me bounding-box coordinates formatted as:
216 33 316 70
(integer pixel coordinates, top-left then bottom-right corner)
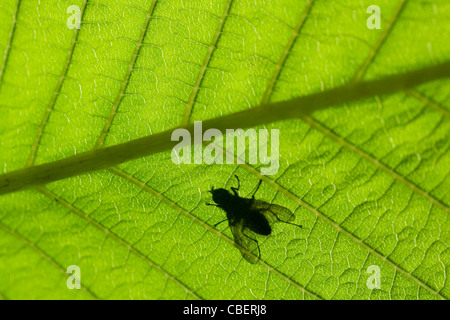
251 199 295 223
229 220 260 264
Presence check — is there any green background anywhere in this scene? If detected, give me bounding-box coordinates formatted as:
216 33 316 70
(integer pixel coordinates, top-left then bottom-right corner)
0 0 449 299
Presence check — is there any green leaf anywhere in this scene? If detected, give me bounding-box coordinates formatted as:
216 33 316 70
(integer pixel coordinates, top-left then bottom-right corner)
0 0 449 300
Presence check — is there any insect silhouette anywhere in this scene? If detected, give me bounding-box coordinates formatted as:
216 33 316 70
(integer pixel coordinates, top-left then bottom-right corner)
207 175 302 264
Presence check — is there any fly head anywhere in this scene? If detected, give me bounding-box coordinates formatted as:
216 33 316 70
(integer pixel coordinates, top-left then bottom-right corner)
209 186 232 206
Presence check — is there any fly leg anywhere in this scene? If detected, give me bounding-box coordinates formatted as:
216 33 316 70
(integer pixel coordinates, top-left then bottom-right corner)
206 203 219 207
213 218 227 227
250 179 262 199
231 174 241 196
273 214 303 229
279 219 303 229
241 227 261 262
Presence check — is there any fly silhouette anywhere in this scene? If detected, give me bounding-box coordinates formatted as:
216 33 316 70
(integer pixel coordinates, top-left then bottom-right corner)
207 175 302 264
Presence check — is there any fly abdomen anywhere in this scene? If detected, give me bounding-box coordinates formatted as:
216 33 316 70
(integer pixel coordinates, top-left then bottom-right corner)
245 211 271 236
208 175 301 264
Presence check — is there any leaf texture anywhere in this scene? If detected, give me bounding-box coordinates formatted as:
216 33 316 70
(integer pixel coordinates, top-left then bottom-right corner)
0 0 449 300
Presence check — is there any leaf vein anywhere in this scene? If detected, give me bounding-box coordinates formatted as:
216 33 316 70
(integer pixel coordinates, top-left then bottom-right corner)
1 63 450 194
26 0 89 167
406 89 450 119
352 0 408 83
227 0 446 298
236 162 446 299
108 166 322 300
260 0 315 104
37 185 201 300
0 219 98 299
94 0 159 149
180 0 234 126
300 115 450 215
0 0 21 89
